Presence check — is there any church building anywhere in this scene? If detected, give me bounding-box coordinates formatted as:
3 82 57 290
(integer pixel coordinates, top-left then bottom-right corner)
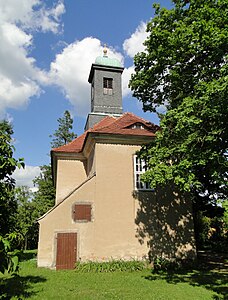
37 48 196 270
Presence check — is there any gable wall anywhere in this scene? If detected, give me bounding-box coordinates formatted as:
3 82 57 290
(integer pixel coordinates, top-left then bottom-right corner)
38 175 96 268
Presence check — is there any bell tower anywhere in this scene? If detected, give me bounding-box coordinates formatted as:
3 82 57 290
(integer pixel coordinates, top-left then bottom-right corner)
85 46 124 130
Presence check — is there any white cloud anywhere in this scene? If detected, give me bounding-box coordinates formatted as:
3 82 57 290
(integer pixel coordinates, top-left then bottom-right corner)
0 76 40 113
123 22 148 58
0 0 64 116
0 0 148 117
49 37 124 115
122 66 135 98
33 1 65 34
13 165 41 189
121 22 149 98
0 0 65 33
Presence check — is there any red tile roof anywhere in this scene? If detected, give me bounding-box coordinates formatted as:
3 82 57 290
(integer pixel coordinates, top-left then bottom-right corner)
52 113 159 154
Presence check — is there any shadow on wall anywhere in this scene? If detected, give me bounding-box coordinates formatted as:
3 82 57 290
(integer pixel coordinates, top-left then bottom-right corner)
134 186 196 261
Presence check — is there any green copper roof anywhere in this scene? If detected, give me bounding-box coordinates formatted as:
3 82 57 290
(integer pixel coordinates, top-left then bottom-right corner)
95 55 122 68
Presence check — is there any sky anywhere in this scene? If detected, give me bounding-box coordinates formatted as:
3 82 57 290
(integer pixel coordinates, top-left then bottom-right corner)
0 0 173 189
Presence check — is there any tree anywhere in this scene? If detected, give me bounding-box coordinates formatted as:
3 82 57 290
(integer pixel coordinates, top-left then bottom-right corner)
129 0 228 205
0 233 20 274
14 186 34 250
0 120 24 273
32 165 56 217
0 120 24 235
50 110 77 148
130 0 227 114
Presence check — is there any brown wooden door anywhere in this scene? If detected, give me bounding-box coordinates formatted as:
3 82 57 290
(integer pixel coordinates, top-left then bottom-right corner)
56 232 77 270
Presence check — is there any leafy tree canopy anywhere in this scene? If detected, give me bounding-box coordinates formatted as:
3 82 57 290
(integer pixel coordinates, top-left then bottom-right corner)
0 120 24 184
0 120 24 235
32 165 56 218
50 110 77 148
0 120 24 273
129 0 228 204
14 186 35 250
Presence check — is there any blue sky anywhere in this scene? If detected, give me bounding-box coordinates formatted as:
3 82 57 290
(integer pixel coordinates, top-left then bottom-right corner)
0 0 172 188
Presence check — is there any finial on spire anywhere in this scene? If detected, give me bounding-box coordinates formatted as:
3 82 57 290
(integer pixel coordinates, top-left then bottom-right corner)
103 44 108 57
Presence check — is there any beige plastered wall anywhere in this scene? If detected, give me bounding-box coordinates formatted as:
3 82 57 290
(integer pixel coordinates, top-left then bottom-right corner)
38 141 196 268
93 142 149 260
38 175 96 268
55 159 87 204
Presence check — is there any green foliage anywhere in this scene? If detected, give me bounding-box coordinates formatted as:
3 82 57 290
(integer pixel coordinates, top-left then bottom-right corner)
131 0 228 112
129 0 228 207
194 210 228 251
139 78 228 201
152 256 197 273
32 165 56 217
50 110 77 148
14 186 37 250
75 259 147 273
0 120 24 236
0 233 20 274
18 249 37 262
0 182 18 236
196 212 211 247
0 120 24 183
152 256 177 273
0 120 24 274
221 200 228 230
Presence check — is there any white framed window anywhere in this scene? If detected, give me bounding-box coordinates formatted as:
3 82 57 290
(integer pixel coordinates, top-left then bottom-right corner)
134 155 151 190
103 78 113 95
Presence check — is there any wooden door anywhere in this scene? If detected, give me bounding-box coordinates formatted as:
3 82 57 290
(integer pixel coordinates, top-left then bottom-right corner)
56 232 77 270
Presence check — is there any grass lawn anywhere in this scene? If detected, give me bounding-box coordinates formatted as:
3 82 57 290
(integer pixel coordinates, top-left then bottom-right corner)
0 251 227 299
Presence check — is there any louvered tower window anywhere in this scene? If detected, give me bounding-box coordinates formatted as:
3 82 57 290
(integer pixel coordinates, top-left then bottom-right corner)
103 78 113 95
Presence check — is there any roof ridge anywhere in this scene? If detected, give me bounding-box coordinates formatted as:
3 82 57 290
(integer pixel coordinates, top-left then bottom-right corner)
93 112 154 131
90 116 116 132
123 112 154 125
89 115 117 131
52 113 158 154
